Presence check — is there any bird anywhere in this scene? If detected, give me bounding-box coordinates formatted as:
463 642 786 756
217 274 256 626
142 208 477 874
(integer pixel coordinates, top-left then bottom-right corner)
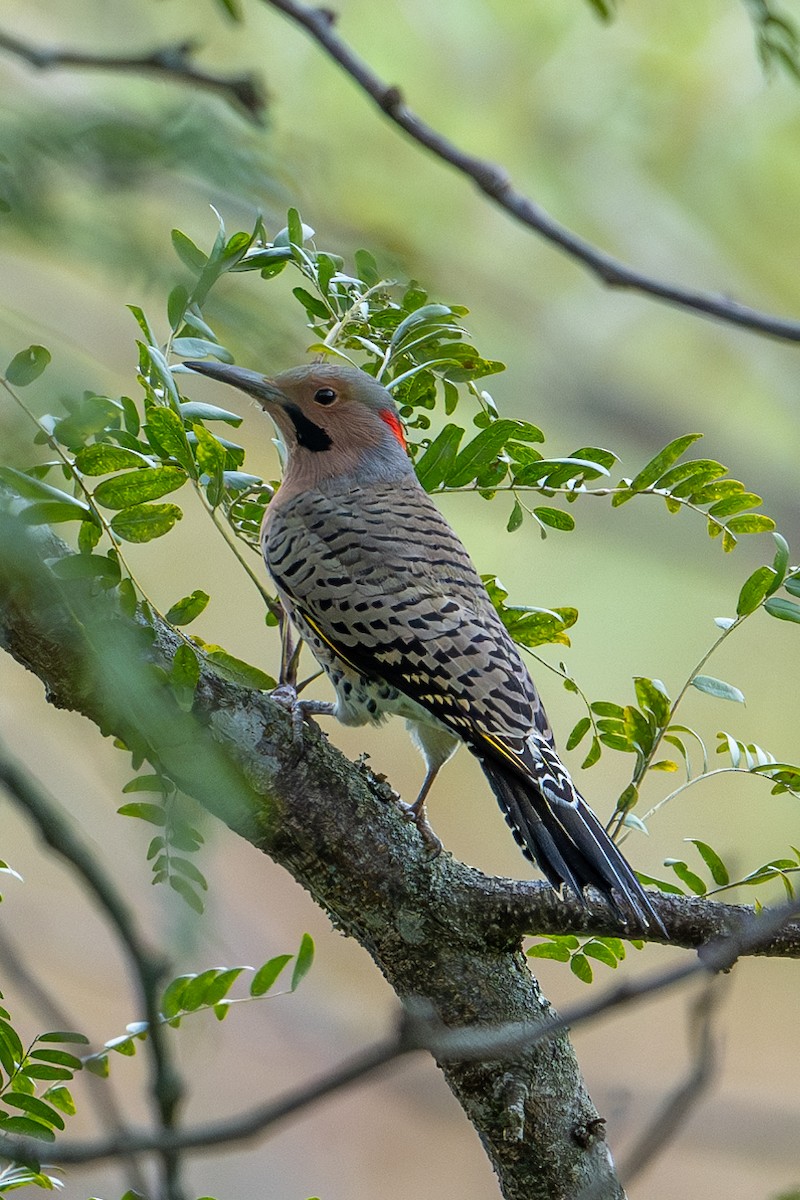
186 359 665 934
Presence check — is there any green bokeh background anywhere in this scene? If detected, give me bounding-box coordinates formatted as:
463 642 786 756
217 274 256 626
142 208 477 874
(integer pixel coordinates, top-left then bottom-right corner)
0 1 798 1197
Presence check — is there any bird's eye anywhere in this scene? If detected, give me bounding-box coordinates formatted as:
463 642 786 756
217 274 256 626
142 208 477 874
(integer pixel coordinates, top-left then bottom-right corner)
313 387 337 406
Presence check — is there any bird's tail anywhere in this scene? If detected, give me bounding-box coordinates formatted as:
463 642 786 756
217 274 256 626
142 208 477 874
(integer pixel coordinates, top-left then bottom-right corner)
479 751 665 936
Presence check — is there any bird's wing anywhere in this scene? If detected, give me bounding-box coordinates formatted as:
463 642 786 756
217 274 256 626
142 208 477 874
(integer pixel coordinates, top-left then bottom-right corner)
266 486 554 748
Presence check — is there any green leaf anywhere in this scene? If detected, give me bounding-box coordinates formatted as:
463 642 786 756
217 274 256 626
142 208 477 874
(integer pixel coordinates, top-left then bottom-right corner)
201 967 244 1005
161 975 193 1019
664 859 707 895
582 941 620 968
179 402 243 427
287 207 304 247
180 969 229 1012
250 954 293 997
75 444 151 475
117 803 166 825
690 674 745 704
354 248 379 285
93 466 187 510
290 933 315 991
50 554 120 584
622 813 649 832
414 424 464 491
534 507 575 531
37 1031 89 1044
784 575 800 598
78 517 103 553
737 565 778 616
0 1114 55 1141
765 596 800 624
110 502 183 543
501 607 578 649
707 492 763 519
627 433 703 494
6 345 51 386
172 643 200 693
770 532 790 592
4 1094 65 1131
566 717 591 751
724 514 775 535
635 871 685 896
581 737 601 769
194 640 276 690
30 1048 82 1070
18 501 89 526
42 1085 76 1116
192 424 227 486
506 499 524 533
526 941 571 962
172 338 234 362
169 875 204 913
171 228 208 273
122 774 167 793
292 286 330 320
634 676 671 726
167 284 190 329
85 1054 109 1078
0 1018 24 1066
686 839 730 886
569 954 593 983
444 421 521 487
145 407 195 473
166 590 210 626
0 466 88 512
51 394 123 450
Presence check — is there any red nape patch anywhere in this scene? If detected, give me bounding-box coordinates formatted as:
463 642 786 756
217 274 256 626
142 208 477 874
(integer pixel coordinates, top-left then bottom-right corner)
379 409 407 450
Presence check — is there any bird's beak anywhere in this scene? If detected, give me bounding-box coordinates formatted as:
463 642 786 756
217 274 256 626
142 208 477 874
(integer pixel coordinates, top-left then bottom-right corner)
183 361 288 408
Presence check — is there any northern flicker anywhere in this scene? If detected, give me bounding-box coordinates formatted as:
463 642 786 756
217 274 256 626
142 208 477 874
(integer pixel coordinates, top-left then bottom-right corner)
186 360 664 934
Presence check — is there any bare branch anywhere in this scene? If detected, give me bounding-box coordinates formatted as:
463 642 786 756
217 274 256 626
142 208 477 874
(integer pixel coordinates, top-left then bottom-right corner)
479 877 800 957
0 1027 409 1166
0 744 185 1198
618 984 719 1185
0 29 266 124
262 1 800 343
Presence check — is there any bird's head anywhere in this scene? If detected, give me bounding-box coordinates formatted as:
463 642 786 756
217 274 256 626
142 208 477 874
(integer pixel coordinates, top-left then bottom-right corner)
185 360 413 493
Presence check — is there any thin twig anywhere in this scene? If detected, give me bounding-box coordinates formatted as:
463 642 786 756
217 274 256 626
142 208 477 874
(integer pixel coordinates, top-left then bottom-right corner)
0 29 266 124
619 984 719 1185
0 745 185 1199
262 0 800 343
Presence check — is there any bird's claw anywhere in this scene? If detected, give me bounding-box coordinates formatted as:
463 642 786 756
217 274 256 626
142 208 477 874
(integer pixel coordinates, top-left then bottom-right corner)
270 684 335 753
399 801 443 859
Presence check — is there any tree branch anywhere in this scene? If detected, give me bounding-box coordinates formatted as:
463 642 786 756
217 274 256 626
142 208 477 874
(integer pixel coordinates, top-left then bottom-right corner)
0 516 795 1197
0 29 266 124
0 742 186 1198
261 0 800 343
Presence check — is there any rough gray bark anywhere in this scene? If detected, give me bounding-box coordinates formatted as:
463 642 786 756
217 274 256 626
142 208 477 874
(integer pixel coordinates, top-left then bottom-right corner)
1 515 795 1197
0 515 630 1198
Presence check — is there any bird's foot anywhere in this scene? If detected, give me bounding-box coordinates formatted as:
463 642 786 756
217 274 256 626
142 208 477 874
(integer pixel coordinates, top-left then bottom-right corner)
399 800 443 859
271 684 335 751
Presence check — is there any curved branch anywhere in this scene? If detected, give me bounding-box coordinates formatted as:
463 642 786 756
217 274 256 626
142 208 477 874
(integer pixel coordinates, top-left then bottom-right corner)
262 1 800 343
0 746 185 1196
0 29 266 124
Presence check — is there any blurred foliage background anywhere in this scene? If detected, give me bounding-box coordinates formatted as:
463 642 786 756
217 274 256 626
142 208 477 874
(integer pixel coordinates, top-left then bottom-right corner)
0 0 798 1197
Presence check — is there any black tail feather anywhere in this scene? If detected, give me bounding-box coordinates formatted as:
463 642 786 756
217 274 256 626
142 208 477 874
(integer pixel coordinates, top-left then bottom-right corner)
479 755 666 936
